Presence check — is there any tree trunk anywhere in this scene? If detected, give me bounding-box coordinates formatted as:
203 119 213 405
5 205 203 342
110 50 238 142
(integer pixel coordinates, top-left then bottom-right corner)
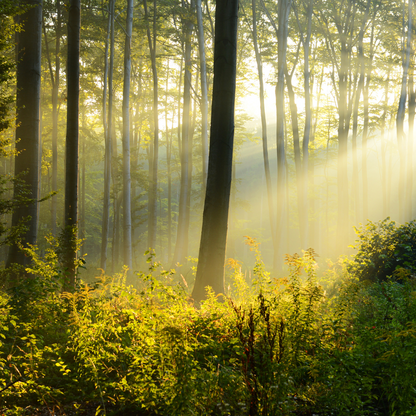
275 0 291 267
100 0 113 271
396 0 412 223
50 0 60 237
122 0 133 270
166 61 173 262
173 1 194 266
362 8 374 222
285 64 306 248
62 0 81 289
192 0 239 303
80 108 86 258
196 0 209 191
301 0 312 249
407 62 415 221
251 0 275 250
7 0 43 269
381 67 391 218
293 0 313 249
144 0 158 250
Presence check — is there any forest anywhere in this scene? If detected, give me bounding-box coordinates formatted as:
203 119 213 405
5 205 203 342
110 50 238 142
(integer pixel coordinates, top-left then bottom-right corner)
1 0 416 414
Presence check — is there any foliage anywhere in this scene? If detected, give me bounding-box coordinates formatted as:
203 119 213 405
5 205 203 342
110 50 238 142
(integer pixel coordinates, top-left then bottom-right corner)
348 218 416 282
1 243 416 415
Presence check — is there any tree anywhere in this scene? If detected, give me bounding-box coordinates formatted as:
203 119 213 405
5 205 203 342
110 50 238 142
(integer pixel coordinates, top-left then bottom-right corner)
173 0 195 266
196 0 209 190
317 0 358 251
396 0 412 223
100 0 114 271
250 0 276 253
144 0 158 251
7 0 43 269
122 0 133 271
42 0 61 237
192 0 239 303
62 0 80 289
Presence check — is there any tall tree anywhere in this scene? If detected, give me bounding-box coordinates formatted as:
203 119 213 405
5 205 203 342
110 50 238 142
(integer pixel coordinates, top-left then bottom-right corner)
173 0 194 266
196 0 209 190
7 0 43 269
294 0 313 249
318 0 357 251
43 0 61 237
62 0 80 288
407 54 415 220
122 0 133 270
144 0 158 250
276 0 291 264
260 0 291 266
251 0 276 252
192 0 239 303
397 0 412 222
100 0 114 271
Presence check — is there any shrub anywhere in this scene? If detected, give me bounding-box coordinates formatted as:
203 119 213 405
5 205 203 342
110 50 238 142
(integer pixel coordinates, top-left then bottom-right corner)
348 218 416 282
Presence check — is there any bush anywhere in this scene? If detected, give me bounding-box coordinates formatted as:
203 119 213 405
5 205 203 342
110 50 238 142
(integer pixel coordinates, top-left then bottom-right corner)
348 218 416 282
1 241 416 415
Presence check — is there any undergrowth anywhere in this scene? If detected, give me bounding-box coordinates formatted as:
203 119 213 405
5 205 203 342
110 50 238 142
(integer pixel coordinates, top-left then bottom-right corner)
1 233 416 415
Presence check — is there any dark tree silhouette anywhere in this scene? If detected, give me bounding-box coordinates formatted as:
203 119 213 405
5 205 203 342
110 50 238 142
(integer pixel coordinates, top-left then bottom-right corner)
7 0 43 269
62 0 80 289
192 0 239 303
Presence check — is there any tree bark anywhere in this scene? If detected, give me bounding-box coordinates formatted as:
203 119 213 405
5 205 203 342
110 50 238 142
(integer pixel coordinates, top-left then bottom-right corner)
251 0 275 250
62 0 81 289
192 0 239 303
396 0 412 223
173 0 194 266
276 0 291 267
196 0 209 191
407 61 415 221
100 0 113 271
144 0 158 250
122 0 133 270
381 66 391 218
285 64 306 248
7 0 43 269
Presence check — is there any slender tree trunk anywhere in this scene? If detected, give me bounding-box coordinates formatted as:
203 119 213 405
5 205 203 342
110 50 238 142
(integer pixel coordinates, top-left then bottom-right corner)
192 0 239 303
301 0 312 249
351 48 365 224
144 0 158 250
362 10 374 222
7 0 43 269
80 108 86 257
381 68 390 219
112 194 121 270
132 61 143 244
51 0 60 236
293 0 313 249
251 0 275 250
285 65 305 247
407 62 415 221
336 28 355 251
196 0 209 191
261 0 291 266
310 65 324 251
122 0 133 270
396 0 412 223
166 61 173 262
100 0 113 271
62 0 81 289
173 1 194 265
275 0 291 267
